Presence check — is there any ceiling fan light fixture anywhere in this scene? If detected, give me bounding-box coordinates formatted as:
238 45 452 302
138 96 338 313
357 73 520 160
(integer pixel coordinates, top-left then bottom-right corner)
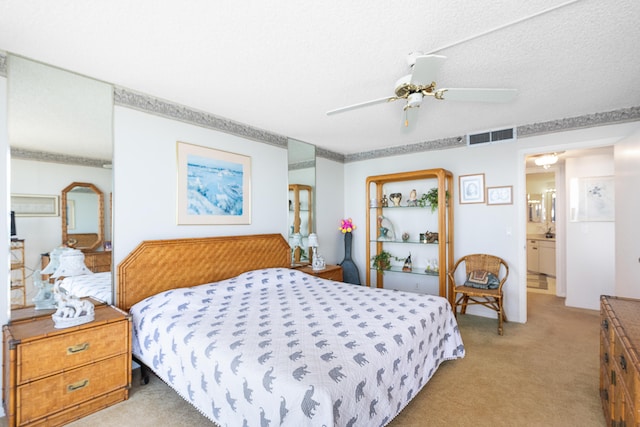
406 92 423 109
534 153 558 169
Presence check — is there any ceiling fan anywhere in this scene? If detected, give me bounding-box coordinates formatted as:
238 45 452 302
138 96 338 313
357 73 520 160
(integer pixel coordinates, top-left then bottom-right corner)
326 53 517 129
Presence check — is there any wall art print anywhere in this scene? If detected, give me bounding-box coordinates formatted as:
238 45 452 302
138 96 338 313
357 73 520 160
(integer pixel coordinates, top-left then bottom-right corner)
177 141 251 225
570 175 614 222
459 173 485 204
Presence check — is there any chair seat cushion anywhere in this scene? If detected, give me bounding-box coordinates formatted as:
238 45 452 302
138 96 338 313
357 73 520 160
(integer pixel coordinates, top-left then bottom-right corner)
465 270 500 289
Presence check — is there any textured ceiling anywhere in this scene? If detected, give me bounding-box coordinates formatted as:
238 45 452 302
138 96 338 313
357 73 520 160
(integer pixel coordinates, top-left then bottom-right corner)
1 0 639 156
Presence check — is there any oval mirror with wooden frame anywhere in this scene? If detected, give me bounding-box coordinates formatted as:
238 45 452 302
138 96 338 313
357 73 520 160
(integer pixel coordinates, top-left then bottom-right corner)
61 182 104 251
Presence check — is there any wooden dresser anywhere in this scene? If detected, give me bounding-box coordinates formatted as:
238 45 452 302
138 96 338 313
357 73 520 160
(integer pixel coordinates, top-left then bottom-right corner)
600 295 640 426
2 302 131 426
297 264 343 281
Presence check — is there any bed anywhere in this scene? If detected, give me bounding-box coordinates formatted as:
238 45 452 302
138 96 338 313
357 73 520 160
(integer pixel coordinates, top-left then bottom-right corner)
118 234 465 426
58 271 113 304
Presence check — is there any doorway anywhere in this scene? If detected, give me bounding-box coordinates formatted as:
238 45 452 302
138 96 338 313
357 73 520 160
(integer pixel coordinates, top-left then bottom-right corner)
525 170 557 296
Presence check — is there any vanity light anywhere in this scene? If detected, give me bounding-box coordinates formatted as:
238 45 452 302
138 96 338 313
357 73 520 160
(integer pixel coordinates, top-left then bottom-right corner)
534 153 559 169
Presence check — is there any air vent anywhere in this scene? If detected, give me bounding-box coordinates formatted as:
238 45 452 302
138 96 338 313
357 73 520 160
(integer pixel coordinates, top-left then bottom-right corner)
466 127 517 146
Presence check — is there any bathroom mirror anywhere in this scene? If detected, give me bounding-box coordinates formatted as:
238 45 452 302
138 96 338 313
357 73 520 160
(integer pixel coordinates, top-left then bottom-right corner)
287 139 315 265
527 193 543 223
61 182 104 251
526 172 555 224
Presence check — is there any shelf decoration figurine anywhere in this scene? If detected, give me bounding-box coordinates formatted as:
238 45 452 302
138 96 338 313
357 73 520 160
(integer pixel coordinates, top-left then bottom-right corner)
32 270 55 310
377 215 395 241
338 218 361 285
406 189 418 207
402 253 412 272
381 194 388 207
389 192 402 206
425 258 439 274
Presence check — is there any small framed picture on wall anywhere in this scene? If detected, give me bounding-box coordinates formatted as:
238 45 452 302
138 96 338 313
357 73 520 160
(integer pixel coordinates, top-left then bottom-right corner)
459 173 485 204
487 186 513 205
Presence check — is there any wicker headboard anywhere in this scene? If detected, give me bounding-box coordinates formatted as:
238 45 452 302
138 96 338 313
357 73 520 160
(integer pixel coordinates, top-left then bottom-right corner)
117 233 290 311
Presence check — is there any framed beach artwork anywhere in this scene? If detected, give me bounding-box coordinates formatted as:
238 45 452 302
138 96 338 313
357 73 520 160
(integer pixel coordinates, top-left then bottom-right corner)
459 173 485 204
569 176 614 222
177 141 251 225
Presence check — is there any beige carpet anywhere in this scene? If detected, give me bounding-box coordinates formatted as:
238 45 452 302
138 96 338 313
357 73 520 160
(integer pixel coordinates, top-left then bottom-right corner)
1 293 605 426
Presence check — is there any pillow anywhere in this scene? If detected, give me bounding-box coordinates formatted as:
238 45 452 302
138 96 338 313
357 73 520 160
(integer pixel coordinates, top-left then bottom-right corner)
465 270 500 289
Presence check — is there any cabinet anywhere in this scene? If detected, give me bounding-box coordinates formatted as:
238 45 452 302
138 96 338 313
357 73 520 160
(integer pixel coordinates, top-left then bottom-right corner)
3 302 131 426
527 238 555 276
288 184 313 265
600 295 640 427
366 168 454 303
297 264 343 281
10 240 26 308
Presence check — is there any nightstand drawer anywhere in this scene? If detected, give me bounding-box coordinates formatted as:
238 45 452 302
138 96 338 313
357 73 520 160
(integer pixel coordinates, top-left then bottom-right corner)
16 353 129 425
297 265 343 281
17 320 129 383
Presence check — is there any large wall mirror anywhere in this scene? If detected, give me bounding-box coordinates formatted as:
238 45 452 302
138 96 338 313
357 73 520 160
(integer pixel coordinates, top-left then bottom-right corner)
287 138 315 266
7 54 113 310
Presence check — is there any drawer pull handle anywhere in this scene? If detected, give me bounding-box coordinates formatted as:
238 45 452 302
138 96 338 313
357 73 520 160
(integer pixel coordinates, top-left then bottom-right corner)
619 355 627 372
602 319 608 331
604 352 609 364
67 342 90 354
67 379 89 392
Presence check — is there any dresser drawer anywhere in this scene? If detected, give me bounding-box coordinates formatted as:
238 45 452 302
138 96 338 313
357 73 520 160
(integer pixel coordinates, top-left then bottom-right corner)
16 353 129 425
613 332 640 410
16 320 129 383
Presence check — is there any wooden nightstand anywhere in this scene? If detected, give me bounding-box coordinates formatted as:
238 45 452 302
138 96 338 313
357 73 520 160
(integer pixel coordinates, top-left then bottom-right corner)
3 302 131 427
297 264 343 281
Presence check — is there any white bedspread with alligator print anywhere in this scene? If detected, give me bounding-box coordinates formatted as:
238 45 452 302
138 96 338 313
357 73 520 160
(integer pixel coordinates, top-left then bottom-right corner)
130 267 465 427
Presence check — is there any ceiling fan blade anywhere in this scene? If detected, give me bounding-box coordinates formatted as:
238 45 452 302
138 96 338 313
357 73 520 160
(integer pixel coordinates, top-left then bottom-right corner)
437 88 518 103
410 55 446 86
326 96 397 115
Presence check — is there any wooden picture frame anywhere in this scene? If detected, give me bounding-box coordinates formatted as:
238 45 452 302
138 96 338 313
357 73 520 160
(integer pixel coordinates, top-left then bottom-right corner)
459 173 485 204
177 141 251 225
487 186 513 205
11 194 59 216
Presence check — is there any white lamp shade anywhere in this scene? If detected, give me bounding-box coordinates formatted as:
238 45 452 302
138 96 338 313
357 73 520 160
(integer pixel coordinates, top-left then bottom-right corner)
52 249 94 278
291 233 303 247
41 247 73 275
308 233 319 247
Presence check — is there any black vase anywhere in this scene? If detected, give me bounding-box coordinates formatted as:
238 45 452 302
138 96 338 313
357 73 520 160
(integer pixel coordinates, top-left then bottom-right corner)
339 232 361 285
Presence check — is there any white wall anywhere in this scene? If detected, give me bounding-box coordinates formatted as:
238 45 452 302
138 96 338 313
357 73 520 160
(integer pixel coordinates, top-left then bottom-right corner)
614 128 640 299
345 122 640 322
112 107 289 290
345 143 522 320
564 155 615 309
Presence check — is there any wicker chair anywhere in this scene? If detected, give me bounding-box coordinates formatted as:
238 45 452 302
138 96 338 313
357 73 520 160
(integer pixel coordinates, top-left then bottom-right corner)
448 254 509 335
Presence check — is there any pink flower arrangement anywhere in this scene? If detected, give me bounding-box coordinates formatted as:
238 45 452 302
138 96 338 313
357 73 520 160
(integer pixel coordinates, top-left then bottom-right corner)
339 218 356 233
